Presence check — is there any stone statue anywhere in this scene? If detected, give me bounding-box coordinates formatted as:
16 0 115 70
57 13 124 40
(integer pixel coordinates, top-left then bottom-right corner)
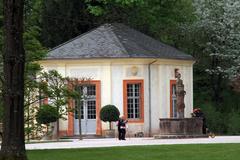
176 72 186 118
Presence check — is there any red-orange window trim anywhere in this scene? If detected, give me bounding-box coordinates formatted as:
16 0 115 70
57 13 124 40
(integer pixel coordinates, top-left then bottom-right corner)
170 80 176 118
67 80 102 136
123 79 144 123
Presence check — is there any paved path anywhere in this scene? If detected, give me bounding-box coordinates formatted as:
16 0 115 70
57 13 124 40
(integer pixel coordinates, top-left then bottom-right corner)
26 136 240 150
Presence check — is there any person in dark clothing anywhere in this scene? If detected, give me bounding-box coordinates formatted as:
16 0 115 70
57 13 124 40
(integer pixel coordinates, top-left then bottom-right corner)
117 116 128 140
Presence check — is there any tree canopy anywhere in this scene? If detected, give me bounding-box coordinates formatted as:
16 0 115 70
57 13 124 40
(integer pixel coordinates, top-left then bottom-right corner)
194 0 240 79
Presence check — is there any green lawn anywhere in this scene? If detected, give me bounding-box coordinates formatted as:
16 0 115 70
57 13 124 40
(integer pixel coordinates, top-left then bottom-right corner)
27 143 240 160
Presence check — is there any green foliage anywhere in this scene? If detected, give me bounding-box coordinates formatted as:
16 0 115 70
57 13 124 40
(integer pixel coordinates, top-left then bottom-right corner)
0 0 46 141
85 0 144 6
227 111 240 135
87 6 105 16
41 0 99 48
187 1 240 135
36 104 59 125
85 0 144 16
200 103 227 134
135 0 195 45
193 0 240 78
0 100 3 122
197 98 240 135
23 23 47 140
39 70 72 119
100 105 120 123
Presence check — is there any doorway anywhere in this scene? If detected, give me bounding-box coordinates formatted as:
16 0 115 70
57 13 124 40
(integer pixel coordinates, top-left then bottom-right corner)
74 85 96 135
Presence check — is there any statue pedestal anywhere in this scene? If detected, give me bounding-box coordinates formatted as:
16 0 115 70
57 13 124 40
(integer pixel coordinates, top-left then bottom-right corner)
154 118 208 139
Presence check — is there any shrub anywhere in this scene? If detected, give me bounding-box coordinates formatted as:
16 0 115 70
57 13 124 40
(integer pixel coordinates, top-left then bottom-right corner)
200 103 226 134
36 104 59 125
227 111 240 135
0 101 3 123
100 104 120 130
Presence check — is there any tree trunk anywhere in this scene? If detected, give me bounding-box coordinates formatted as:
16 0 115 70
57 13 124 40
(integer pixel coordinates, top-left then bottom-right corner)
109 122 112 130
56 106 59 141
0 0 26 159
78 101 82 140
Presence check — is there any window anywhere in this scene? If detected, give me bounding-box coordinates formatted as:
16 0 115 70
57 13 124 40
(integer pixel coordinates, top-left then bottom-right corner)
123 80 144 122
170 80 177 118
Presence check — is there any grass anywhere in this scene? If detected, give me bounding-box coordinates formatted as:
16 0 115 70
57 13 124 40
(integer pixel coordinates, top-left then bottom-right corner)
27 143 240 160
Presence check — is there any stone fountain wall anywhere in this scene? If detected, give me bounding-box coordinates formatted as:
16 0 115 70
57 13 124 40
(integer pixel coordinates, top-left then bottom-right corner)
159 118 203 135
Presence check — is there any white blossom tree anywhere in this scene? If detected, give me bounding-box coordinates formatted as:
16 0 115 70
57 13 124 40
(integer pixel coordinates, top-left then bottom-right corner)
194 0 240 79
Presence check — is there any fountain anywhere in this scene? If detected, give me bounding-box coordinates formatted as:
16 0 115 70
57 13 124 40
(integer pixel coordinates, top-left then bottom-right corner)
155 70 207 139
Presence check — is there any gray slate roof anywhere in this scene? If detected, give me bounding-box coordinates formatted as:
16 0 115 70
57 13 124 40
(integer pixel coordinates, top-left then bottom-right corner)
46 23 193 60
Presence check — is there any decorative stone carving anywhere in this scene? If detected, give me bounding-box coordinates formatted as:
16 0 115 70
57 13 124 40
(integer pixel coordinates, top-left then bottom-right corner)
176 71 186 118
131 66 138 76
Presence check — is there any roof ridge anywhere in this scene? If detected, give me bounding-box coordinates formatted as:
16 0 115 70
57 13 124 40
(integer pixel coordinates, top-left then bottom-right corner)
107 24 129 55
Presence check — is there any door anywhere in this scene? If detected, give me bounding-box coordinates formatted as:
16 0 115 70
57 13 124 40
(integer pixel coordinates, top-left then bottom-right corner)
74 85 96 135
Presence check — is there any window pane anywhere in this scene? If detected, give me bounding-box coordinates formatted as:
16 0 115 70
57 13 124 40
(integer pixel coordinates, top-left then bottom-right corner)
135 106 140 118
87 85 96 96
87 100 96 119
127 84 133 97
135 84 140 96
172 84 177 118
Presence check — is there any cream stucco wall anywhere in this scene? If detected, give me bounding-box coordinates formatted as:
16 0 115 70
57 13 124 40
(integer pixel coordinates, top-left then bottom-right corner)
39 58 194 136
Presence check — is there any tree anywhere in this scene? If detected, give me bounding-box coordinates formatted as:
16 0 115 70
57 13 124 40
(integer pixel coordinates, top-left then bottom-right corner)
179 0 240 106
0 0 27 159
180 0 240 134
231 76 240 92
40 0 145 48
23 13 46 141
40 0 195 52
100 105 120 130
36 104 59 136
41 0 97 48
39 70 73 140
23 28 46 140
0 0 46 141
193 0 240 92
